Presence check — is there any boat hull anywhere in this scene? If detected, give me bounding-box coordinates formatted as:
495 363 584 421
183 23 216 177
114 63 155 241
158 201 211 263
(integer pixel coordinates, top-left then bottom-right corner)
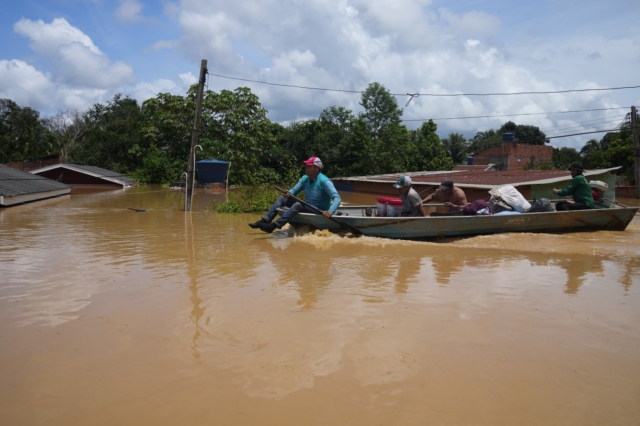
280 206 639 239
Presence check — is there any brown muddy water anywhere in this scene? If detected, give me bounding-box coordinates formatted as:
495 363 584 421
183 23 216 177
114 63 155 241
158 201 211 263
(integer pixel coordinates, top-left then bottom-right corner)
1 186 639 425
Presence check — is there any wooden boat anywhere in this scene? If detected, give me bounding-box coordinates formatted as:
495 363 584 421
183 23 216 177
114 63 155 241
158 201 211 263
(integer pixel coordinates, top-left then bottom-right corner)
279 204 639 239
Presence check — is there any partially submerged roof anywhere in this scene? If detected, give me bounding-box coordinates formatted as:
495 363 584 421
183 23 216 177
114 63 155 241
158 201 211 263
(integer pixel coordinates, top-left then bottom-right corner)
335 167 621 190
0 164 71 206
30 163 136 187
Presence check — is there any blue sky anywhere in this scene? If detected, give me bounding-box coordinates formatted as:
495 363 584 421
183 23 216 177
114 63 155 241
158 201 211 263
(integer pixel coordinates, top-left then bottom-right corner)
1 0 639 149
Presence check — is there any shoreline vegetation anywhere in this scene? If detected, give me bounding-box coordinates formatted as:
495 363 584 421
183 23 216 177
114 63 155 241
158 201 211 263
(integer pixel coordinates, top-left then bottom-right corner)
209 185 303 214
1 84 636 188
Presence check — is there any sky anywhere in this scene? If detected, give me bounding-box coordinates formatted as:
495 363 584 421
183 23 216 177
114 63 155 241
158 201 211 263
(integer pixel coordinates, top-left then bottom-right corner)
1 0 639 149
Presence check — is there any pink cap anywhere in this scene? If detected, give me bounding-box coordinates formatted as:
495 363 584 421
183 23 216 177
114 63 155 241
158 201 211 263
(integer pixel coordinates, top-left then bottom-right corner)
303 156 323 168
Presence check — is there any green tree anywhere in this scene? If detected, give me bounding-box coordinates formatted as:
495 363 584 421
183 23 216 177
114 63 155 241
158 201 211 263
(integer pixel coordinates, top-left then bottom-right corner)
143 86 286 185
75 94 149 174
468 129 501 154
499 121 548 145
0 99 55 163
359 82 402 138
408 120 454 171
358 82 410 174
552 147 581 170
441 132 469 164
42 109 86 162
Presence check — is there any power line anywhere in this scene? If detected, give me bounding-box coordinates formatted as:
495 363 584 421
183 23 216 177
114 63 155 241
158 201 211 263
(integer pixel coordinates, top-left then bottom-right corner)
402 107 630 122
546 129 619 139
209 72 640 97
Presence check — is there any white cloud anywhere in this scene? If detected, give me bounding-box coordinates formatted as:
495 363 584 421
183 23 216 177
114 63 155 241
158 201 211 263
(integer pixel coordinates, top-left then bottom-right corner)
0 60 55 110
13 18 134 89
0 59 107 112
439 8 502 38
14 17 102 55
116 0 144 22
2 0 637 151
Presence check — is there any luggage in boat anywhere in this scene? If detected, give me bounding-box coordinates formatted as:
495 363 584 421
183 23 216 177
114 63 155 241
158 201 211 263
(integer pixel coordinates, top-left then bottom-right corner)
489 196 514 213
489 185 531 212
462 199 492 215
527 198 555 213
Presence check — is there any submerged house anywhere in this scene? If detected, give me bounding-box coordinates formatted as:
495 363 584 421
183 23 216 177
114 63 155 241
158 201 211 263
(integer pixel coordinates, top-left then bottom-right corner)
0 164 71 207
30 164 136 188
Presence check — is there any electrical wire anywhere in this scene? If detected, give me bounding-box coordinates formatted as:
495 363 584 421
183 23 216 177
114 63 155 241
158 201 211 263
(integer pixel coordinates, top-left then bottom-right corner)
402 107 630 122
209 72 640 97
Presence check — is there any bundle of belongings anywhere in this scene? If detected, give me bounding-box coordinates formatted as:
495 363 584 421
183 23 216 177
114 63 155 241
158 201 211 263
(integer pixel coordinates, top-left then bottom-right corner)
488 185 533 214
461 199 492 215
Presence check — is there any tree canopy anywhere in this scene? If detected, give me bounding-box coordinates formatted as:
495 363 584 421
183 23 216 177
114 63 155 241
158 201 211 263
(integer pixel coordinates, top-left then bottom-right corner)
0 85 636 185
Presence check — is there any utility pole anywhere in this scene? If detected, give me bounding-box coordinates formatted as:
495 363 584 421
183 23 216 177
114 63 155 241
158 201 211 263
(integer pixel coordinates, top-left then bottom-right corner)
185 59 207 211
632 106 640 198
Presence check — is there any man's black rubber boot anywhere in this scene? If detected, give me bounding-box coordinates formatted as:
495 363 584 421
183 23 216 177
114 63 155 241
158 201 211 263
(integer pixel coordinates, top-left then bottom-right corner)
258 222 278 233
248 218 268 229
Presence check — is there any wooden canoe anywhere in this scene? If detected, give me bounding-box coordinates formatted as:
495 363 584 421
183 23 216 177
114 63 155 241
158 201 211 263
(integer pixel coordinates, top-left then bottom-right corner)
278 204 639 239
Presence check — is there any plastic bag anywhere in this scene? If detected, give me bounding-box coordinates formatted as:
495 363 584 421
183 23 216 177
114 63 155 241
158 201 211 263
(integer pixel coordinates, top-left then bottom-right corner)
488 185 531 213
527 198 555 213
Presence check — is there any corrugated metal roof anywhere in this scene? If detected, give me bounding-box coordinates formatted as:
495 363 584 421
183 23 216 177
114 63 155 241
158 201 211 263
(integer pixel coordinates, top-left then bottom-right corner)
0 164 71 197
30 163 136 186
335 167 621 189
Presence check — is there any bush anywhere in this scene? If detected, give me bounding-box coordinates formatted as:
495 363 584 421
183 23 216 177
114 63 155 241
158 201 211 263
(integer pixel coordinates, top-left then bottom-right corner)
209 185 303 213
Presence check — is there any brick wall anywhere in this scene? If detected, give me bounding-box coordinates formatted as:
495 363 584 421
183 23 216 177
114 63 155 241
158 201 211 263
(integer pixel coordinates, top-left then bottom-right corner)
472 143 552 170
5 155 64 171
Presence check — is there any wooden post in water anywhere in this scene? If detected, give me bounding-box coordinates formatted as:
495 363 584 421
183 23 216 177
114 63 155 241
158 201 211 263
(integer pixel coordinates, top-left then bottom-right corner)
186 59 208 211
632 106 640 198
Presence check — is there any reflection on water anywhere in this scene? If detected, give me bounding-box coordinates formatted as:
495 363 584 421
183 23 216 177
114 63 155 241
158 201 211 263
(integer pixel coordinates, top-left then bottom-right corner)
1 186 640 425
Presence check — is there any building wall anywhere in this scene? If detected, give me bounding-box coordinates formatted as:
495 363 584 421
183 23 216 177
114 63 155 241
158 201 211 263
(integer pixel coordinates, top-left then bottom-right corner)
615 186 637 198
472 143 553 170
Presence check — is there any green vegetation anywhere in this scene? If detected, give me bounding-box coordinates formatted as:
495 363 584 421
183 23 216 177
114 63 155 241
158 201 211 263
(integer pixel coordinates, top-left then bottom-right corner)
1 85 637 185
209 185 302 213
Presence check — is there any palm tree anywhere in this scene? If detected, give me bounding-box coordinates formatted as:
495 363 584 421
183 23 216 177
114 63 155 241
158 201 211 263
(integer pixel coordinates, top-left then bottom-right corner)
441 133 469 164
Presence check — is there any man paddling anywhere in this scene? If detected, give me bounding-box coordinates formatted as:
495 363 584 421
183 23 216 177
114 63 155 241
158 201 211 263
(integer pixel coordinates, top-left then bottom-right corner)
249 156 341 233
393 175 425 217
422 178 468 211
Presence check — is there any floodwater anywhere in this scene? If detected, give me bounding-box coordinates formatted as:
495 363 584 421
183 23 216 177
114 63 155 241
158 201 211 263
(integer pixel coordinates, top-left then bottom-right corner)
1 186 639 425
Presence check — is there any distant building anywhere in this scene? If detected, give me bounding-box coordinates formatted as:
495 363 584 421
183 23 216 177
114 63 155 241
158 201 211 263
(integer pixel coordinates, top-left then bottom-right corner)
30 164 136 188
472 142 553 171
0 164 71 207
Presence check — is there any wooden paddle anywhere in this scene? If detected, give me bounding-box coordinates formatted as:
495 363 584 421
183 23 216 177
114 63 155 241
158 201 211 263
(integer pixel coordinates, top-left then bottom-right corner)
274 185 362 236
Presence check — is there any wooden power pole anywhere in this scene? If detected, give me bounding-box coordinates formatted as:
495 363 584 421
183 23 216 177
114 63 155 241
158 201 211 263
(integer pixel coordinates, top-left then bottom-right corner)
631 106 640 198
185 59 208 211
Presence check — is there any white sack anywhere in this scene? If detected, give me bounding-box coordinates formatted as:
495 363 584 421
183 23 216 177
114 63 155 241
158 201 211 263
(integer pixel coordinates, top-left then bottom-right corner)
488 185 531 212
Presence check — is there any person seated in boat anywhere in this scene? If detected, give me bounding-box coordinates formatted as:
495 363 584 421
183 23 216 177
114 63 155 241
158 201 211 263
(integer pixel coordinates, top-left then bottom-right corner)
392 175 426 217
589 180 610 208
552 163 595 211
421 178 468 212
248 156 341 233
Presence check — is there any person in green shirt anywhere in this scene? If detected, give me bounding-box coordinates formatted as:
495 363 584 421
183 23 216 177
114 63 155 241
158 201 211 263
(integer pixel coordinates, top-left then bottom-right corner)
552 163 595 211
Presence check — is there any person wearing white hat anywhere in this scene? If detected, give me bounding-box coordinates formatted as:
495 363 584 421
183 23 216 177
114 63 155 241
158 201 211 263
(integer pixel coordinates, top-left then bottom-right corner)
393 175 426 217
589 180 610 208
249 156 341 233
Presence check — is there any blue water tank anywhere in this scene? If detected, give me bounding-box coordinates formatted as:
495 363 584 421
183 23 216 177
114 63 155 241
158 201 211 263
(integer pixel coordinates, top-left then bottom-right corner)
502 132 515 142
196 159 230 183
467 156 473 165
